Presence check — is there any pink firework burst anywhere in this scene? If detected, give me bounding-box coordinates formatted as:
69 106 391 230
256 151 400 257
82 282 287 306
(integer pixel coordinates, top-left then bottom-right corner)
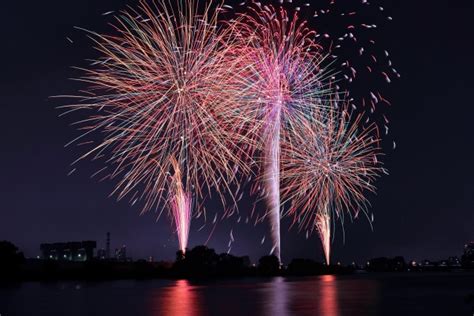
227 3 336 261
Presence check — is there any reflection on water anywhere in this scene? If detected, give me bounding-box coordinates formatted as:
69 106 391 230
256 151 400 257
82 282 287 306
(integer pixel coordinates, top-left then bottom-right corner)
262 275 341 316
266 277 289 316
151 276 342 316
152 280 202 316
1 274 472 315
285 275 341 315
319 275 340 316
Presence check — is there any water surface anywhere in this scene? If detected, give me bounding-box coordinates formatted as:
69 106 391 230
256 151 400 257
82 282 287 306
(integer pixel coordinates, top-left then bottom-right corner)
1 273 473 315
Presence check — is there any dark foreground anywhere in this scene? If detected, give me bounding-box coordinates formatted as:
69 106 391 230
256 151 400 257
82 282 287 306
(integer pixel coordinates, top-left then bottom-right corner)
1 272 473 316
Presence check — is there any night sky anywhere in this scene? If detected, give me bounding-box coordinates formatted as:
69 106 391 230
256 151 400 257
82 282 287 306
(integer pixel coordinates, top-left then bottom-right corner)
1 0 473 264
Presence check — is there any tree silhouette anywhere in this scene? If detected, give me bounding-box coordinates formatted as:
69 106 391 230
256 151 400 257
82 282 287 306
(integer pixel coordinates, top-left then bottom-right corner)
0 241 25 278
258 255 280 275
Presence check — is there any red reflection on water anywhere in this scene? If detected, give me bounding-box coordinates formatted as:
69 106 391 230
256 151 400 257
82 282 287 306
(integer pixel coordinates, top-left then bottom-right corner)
319 275 340 316
152 280 202 316
266 275 342 315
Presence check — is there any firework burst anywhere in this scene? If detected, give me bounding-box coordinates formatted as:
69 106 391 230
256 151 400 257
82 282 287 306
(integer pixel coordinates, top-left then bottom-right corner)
229 3 336 260
281 104 384 264
59 0 253 253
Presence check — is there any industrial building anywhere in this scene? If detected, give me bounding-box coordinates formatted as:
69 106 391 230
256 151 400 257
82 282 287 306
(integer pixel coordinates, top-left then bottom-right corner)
40 241 96 261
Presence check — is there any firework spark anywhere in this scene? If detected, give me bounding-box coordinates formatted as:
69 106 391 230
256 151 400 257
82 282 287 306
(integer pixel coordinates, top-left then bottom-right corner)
299 0 398 125
281 104 384 264
59 0 252 253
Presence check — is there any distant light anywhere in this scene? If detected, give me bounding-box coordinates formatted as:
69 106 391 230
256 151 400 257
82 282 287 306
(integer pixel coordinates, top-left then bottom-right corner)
49 255 53 259
78 254 82 257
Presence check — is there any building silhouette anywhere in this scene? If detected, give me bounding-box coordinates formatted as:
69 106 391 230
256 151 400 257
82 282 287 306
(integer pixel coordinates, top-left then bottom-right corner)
40 241 96 261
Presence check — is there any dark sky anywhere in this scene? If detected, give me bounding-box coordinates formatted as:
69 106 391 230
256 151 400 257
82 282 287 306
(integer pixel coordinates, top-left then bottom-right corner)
1 0 473 264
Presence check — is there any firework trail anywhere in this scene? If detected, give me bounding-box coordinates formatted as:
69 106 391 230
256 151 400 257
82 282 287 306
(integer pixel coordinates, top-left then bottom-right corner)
170 157 192 253
229 3 335 261
315 210 331 265
59 0 252 253
281 104 384 264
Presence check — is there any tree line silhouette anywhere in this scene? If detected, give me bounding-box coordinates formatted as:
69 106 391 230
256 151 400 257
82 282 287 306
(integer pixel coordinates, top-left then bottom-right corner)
1 240 473 282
